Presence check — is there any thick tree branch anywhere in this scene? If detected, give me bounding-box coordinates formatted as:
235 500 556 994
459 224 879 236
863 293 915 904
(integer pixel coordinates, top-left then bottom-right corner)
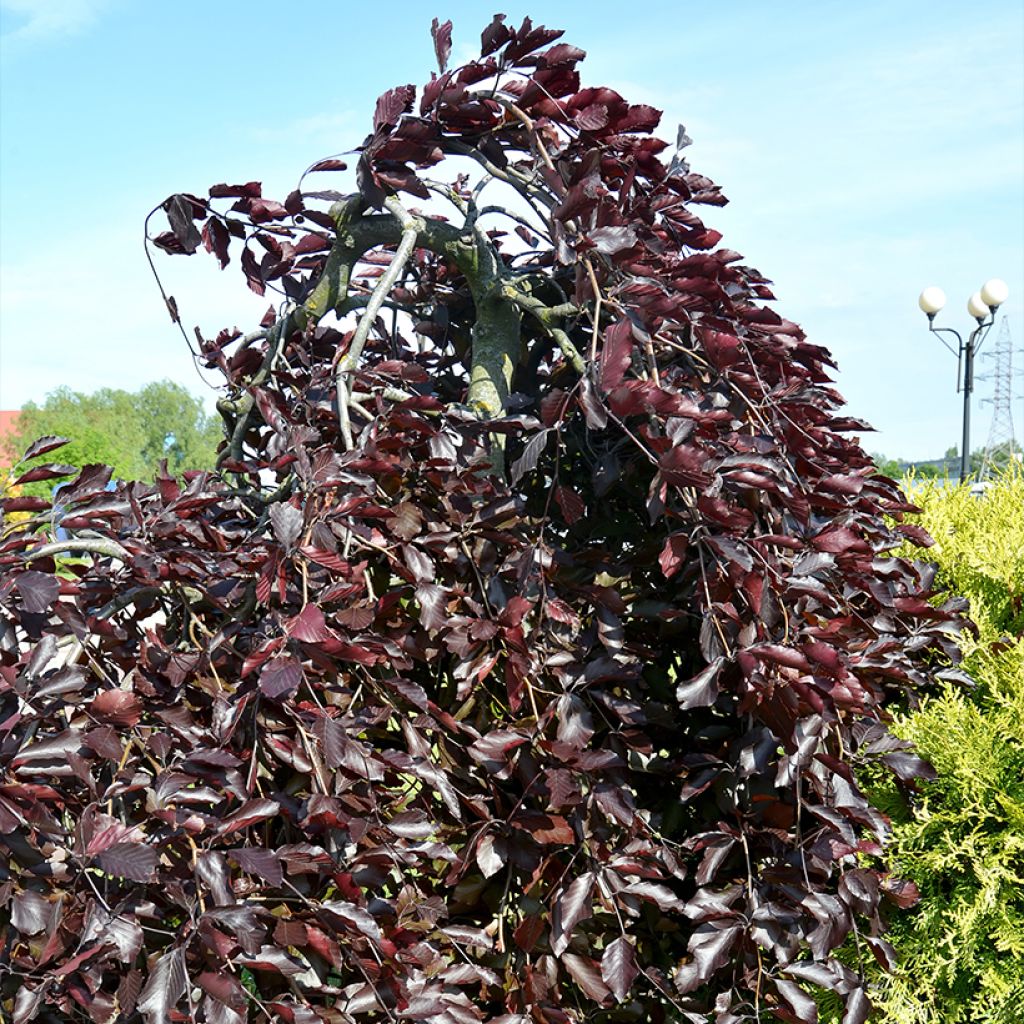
231 194 574 472
326 200 526 440
335 198 420 447
463 222 522 433
504 288 586 374
25 538 130 562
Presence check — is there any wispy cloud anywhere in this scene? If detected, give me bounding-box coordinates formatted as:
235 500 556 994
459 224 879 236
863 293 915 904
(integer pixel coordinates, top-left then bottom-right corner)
0 0 109 41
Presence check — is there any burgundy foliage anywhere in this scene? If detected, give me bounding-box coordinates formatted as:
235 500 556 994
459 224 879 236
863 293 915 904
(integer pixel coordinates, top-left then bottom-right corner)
1 16 966 1024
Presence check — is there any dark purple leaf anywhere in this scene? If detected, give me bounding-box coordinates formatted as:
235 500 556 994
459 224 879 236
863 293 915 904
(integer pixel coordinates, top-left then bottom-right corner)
241 244 265 295
286 603 329 643
209 182 262 198
775 978 818 1020
415 582 447 630
197 971 247 1012
373 84 416 131
579 374 609 429
14 729 86 765
896 523 934 547
321 900 383 943
137 946 188 1024
229 847 283 887
402 542 435 582
476 832 506 878
431 17 453 72
3 495 49 512
511 428 550 483
601 935 638 1002
202 217 231 269
687 922 742 982
551 872 595 956
695 836 735 886
563 953 611 1002
881 750 937 782
82 907 144 961
163 194 203 254
880 875 920 909
589 225 637 255
196 850 235 906
218 799 280 837
307 158 349 173
842 988 871 1024
15 571 60 614
556 693 595 748
11 889 52 935
676 658 722 709
19 434 70 461
554 484 585 524
234 945 307 976
600 319 633 391
90 689 143 727
623 880 684 911
783 962 842 991
659 532 689 578
96 843 158 883
13 986 47 1024
260 655 303 700
576 103 610 131
480 13 510 54
12 463 76 486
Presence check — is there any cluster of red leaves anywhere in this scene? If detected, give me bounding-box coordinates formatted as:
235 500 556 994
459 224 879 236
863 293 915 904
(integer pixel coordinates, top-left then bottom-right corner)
1 15 967 1024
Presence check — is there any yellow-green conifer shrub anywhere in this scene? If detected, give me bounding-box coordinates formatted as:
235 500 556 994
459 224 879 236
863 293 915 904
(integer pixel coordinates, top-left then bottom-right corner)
872 467 1024 1023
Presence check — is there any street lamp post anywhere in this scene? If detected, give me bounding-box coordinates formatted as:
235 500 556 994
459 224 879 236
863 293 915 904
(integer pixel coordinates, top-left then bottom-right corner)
918 278 1009 483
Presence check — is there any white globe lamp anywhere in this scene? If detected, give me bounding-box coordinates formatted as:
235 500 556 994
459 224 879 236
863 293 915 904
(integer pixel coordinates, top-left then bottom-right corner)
918 286 946 316
980 278 1009 308
967 291 989 320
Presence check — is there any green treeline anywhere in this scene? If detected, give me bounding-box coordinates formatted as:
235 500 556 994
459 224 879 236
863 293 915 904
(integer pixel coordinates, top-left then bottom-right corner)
7 381 222 486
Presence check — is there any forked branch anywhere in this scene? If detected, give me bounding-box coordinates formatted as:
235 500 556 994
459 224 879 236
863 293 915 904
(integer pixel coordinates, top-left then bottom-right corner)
336 198 420 447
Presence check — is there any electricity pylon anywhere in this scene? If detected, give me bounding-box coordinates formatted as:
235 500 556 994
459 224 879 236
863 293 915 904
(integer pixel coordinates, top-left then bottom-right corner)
979 317 1022 479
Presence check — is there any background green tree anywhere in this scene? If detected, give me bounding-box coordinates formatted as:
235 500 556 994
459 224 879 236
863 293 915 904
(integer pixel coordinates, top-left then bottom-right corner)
10 380 221 483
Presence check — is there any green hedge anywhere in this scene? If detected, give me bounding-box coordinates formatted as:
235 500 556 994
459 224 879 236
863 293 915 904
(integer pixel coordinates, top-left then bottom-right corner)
871 468 1024 1023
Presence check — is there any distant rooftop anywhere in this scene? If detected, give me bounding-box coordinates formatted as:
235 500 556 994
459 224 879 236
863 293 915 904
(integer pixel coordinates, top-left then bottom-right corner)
0 410 21 468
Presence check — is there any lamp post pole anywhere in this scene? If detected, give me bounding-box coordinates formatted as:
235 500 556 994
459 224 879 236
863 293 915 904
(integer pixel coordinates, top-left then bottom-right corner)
960 331 975 484
918 279 1009 483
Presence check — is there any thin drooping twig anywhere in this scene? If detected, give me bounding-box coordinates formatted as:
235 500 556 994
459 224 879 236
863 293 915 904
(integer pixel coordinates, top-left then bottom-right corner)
642 330 661 386
441 137 555 221
494 97 560 179
584 257 603 363
478 204 553 243
217 309 296 471
335 197 420 448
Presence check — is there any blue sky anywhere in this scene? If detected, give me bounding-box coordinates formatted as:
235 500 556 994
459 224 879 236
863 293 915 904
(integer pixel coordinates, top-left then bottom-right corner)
1 0 1021 460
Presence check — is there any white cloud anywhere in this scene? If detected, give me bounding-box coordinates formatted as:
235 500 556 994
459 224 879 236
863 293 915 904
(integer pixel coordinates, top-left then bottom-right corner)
0 0 109 41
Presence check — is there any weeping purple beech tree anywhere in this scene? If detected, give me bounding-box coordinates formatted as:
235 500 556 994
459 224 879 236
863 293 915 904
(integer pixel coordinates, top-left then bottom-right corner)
0 16 965 1024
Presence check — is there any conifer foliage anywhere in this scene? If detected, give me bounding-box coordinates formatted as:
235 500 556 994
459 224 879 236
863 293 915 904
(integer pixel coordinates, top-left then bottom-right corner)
868 470 1024 1024
1 16 966 1023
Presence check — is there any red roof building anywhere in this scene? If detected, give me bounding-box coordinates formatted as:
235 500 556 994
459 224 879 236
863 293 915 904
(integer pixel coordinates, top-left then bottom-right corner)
0 410 21 469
